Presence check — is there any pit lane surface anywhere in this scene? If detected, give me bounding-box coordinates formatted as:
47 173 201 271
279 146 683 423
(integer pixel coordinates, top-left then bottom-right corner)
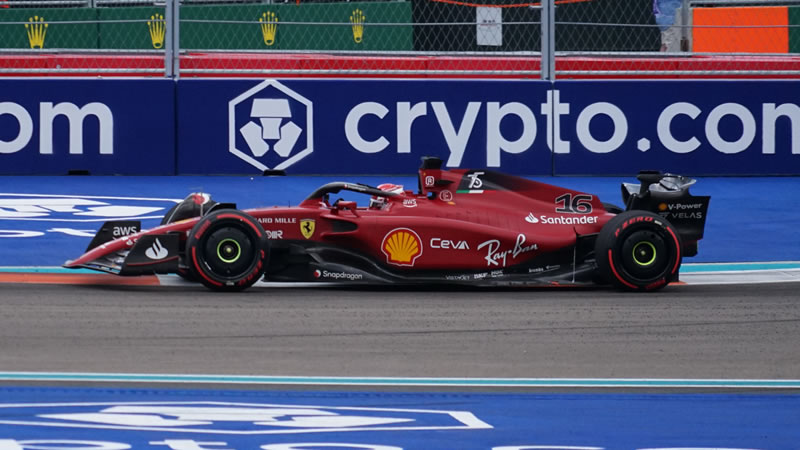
2 282 798 380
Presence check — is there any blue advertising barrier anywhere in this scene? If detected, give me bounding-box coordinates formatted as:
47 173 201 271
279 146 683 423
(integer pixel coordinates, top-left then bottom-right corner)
177 79 555 175
0 79 175 175
551 80 800 176
177 79 800 176
2 79 798 175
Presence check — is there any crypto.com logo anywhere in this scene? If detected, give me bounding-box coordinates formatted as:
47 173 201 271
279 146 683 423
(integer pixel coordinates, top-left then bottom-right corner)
229 80 313 172
0 401 491 434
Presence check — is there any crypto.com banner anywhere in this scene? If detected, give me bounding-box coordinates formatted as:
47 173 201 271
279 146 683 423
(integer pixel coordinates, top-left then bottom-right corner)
3 79 798 176
177 79 800 176
0 79 175 175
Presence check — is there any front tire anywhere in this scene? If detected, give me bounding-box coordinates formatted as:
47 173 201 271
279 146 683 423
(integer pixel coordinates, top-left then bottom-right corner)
595 210 682 292
161 194 218 282
186 210 267 292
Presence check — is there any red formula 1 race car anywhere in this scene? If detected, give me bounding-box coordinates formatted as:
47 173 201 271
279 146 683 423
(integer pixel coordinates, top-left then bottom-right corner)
65 157 710 292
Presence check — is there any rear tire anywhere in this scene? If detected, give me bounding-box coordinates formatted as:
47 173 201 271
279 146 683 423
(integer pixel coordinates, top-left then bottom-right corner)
595 210 682 292
186 210 267 292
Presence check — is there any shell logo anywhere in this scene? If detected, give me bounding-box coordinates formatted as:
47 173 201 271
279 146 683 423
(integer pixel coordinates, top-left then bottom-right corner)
381 228 422 267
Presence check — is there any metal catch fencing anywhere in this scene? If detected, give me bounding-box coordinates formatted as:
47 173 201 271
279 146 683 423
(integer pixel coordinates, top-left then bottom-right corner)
0 0 799 77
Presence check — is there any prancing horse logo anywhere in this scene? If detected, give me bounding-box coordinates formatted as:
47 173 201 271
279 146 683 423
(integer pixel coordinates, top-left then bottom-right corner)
300 218 315 239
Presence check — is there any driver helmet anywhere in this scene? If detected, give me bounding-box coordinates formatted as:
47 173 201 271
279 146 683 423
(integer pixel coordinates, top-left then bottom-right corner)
369 183 404 209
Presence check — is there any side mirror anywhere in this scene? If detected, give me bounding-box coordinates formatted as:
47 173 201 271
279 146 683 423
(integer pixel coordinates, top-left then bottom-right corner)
334 200 359 217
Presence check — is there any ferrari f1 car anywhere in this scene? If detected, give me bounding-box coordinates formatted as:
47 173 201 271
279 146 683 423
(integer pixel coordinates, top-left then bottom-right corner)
65 157 710 292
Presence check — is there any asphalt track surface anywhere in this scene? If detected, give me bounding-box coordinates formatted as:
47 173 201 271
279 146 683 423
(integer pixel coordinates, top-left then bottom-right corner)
2 281 798 381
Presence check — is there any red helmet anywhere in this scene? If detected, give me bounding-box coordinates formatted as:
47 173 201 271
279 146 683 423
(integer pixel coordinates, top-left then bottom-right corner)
369 183 404 209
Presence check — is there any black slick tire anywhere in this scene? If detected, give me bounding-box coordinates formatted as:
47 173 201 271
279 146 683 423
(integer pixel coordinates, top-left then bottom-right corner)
595 210 682 292
186 210 267 292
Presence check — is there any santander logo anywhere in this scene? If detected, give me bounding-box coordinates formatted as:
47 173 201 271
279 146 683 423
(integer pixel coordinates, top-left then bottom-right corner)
144 238 168 260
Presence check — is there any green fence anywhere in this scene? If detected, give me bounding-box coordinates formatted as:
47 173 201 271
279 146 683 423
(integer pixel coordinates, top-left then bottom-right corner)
0 2 412 51
181 2 412 51
791 7 800 54
0 8 97 49
98 7 166 50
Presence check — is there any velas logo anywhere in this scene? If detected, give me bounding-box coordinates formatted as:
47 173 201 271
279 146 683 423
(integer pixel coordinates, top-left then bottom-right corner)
0 401 492 434
0 193 177 222
382 227 422 266
229 80 313 172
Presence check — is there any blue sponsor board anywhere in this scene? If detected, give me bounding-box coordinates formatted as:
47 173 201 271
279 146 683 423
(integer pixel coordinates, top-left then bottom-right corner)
551 80 800 176
0 79 175 175
2 79 798 176
177 79 554 175
177 79 800 176
0 386 798 449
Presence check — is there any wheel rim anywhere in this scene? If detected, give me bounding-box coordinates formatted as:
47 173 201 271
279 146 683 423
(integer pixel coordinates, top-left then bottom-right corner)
632 241 657 267
620 230 669 281
217 238 241 264
201 226 256 279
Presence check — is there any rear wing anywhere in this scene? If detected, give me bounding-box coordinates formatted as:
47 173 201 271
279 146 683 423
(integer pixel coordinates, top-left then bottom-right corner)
622 171 711 257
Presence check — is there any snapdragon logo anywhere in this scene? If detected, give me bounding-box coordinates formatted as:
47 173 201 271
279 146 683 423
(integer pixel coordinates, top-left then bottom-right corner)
229 80 313 171
343 89 799 167
0 101 114 155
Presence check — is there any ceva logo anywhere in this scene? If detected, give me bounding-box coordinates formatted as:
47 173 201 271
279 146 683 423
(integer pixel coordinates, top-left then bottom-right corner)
229 80 313 172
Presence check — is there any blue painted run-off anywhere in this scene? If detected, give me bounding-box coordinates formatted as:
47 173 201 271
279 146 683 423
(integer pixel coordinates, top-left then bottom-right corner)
0 386 798 449
1 175 799 266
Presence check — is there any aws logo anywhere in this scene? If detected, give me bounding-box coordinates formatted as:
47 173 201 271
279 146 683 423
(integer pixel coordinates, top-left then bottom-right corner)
382 227 422 267
228 80 313 172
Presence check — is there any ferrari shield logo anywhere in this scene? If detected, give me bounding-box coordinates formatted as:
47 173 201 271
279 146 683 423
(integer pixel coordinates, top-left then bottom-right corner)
300 219 315 239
